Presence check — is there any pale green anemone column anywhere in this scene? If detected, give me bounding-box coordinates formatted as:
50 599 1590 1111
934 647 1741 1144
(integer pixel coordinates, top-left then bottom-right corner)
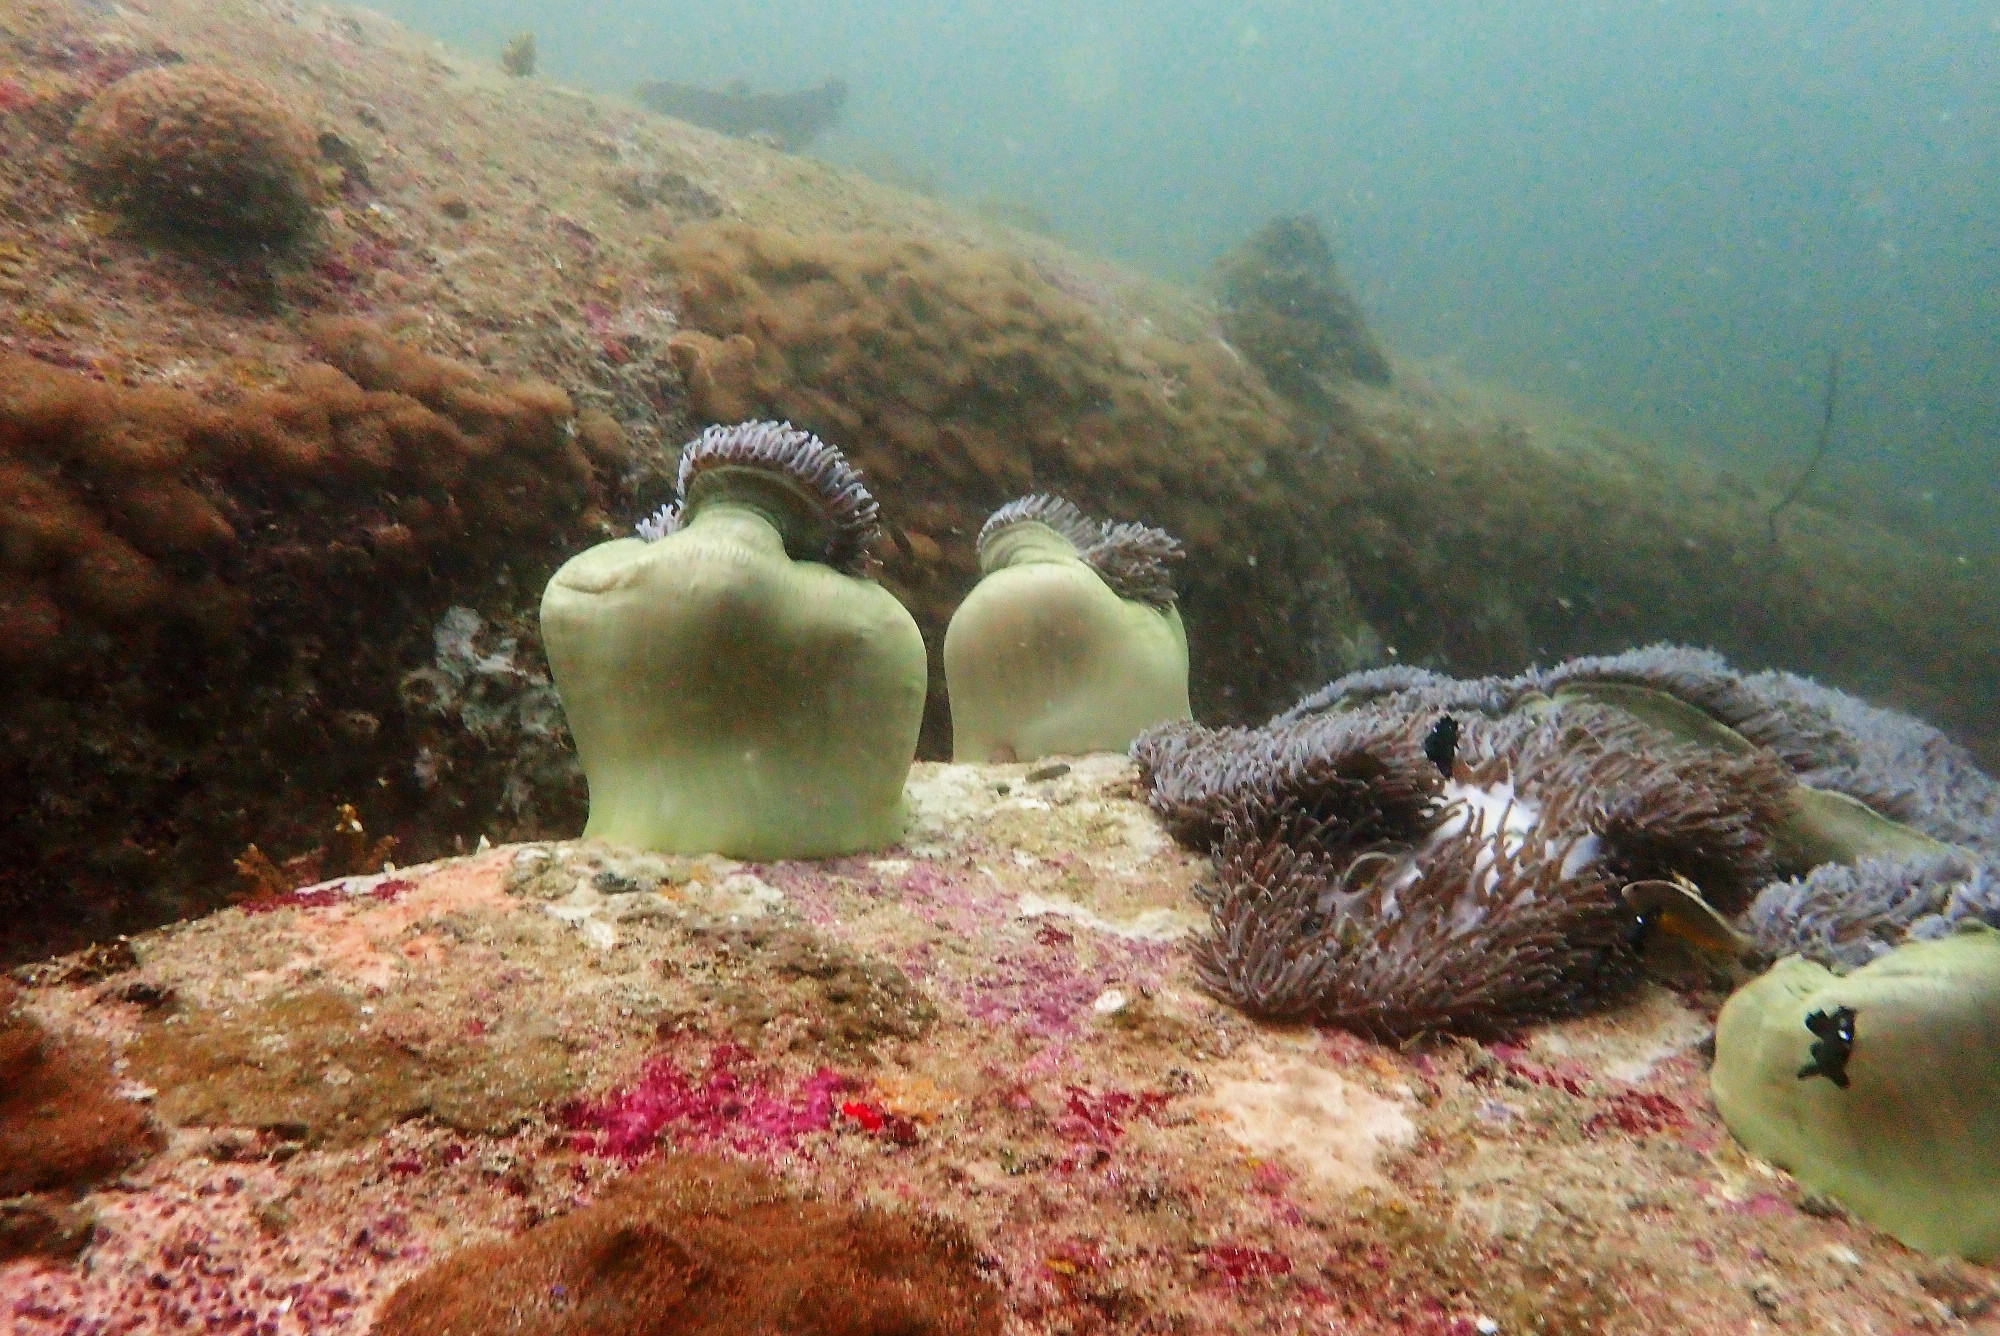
1711 925 2000 1261
540 421 927 858
944 495 1190 763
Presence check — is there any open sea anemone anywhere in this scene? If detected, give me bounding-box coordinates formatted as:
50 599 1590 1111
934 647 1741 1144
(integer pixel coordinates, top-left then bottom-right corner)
1154 644 2000 1037
1165 706 1792 1040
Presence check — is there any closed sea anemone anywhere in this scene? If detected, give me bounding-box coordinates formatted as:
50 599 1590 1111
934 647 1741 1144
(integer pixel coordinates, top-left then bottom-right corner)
944 495 1189 762
542 420 925 858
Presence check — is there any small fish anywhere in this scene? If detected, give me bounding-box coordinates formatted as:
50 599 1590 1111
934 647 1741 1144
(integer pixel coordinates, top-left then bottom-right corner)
1797 1005 1856 1089
1622 876 1753 957
1422 715 1459 778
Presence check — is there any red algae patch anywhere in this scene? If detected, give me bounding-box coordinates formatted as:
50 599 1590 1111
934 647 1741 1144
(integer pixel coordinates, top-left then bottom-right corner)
561 1043 852 1162
373 1154 1003 1336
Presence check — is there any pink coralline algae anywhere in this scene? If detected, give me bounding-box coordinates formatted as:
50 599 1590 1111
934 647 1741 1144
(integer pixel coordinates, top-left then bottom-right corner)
900 865 1010 937
561 1042 851 1161
955 932 1173 1042
1583 1089 1687 1138
5 1177 404 1336
1200 1243 1294 1287
1050 1085 1174 1172
1483 1042 1590 1098
1054 1086 1171 1146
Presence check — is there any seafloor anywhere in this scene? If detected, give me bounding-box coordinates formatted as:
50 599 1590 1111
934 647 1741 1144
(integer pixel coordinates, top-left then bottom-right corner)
10 757 1999 1334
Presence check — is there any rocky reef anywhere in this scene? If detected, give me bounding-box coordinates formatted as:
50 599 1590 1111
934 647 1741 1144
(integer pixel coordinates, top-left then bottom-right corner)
0 0 1996 1325
633 76 848 151
1 318 623 961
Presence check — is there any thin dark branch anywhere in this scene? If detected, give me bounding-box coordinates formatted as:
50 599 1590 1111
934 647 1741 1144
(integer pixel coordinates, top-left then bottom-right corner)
1767 349 1841 540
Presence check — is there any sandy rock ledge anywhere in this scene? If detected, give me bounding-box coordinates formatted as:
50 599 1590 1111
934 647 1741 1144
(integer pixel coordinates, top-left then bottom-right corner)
4 758 1995 1334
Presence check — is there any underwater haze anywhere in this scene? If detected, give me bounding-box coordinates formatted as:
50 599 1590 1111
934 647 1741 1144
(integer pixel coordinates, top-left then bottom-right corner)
373 0 2000 552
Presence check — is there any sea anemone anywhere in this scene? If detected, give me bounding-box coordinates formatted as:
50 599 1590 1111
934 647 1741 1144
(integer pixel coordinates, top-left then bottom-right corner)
1528 644 1854 774
1153 701 1798 1040
1277 665 1516 725
636 420 881 575
975 494 1184 609
943 495 1189 762
1736 668 2000 855
1163 644 2000 1038
976 493 1100 552
1711 927 2000 1263
1743 851 2000 970
543 422 924 858
1130 709 1440 852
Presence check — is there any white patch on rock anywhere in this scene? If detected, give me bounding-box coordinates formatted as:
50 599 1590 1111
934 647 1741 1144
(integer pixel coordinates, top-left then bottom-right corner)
544 866 782 949
1017 892 1199 941
1533 986 1707 1084
709 871 782 919
899 763 1001 844
1208 1051 1417 1192
1110 807 1171 860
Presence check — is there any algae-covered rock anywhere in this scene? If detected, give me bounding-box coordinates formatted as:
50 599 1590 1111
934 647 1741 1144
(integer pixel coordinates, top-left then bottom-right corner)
1711 927 2000 1261
541 422 927 858
944 496 1189 763
72 64 322 250
1214 214 1392 406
